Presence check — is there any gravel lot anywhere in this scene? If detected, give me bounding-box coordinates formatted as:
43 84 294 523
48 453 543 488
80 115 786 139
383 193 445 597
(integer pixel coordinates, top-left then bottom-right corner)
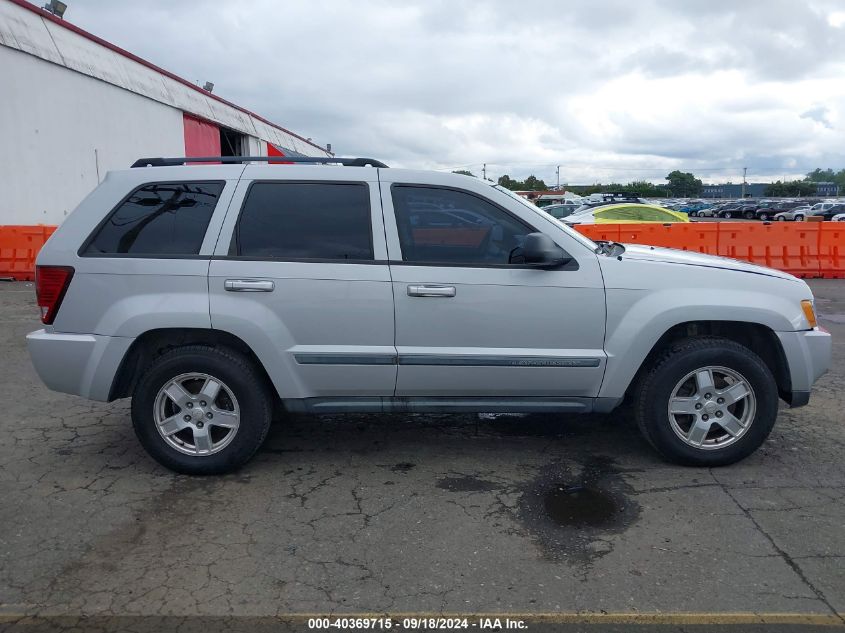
1 279 843 631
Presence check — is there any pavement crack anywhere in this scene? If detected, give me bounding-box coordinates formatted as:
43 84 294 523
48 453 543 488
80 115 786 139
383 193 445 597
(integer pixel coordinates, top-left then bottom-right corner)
710 468 845 624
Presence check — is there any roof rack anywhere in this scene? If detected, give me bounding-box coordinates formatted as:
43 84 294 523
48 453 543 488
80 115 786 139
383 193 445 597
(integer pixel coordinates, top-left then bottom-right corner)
131 156 389 168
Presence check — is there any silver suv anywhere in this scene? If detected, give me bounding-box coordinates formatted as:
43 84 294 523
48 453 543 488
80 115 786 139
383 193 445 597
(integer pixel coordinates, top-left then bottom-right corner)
27 157 831 474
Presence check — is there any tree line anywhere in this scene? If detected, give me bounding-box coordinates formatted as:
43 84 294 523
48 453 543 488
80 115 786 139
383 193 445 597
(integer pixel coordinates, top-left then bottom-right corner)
453 168 844 197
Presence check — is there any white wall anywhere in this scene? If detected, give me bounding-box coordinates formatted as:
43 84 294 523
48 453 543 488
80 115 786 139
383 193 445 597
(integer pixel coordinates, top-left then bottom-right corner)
0 0 331 159
0 45 185 224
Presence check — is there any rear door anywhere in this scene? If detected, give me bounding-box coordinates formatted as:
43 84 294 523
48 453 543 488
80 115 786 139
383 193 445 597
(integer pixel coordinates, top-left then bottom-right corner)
209 165 396 401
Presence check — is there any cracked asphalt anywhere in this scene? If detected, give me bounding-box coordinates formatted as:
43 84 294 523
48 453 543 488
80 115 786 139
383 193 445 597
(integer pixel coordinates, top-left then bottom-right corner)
1 279 844 631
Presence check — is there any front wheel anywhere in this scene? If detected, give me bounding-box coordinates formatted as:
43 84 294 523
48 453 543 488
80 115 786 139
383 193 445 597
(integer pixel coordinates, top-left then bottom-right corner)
759 213 770 221
794 215 804 222
744 211 755 219
132 345 273 474
723 211 733 219
777 216 786 221
634 338 778 466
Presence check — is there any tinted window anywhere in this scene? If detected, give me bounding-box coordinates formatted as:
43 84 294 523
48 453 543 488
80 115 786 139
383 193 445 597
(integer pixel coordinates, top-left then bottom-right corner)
236 182 373 260
392 186 531 265
85 182 223 255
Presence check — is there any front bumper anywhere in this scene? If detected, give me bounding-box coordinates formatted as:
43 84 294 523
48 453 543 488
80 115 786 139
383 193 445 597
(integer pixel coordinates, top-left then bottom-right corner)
27 329 134 401
775 328 832 407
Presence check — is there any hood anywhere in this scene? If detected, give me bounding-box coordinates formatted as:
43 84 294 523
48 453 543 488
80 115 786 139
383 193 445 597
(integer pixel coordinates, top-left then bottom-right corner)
618 244 800 282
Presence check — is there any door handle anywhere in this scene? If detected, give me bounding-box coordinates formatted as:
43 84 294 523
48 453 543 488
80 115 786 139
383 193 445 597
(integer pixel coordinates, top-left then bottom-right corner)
224 279 275 292
407 284 456 298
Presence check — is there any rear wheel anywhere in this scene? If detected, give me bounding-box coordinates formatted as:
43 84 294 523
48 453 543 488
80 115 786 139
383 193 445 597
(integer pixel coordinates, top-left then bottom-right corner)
744 211 755 219
634 338 778 466
132 345 273 474
759 212 770 221
777 215 786 221
723 211 733 219
795 214 804 222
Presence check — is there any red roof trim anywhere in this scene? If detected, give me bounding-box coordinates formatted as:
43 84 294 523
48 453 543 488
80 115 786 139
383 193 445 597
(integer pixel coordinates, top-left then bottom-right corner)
7 0 329 154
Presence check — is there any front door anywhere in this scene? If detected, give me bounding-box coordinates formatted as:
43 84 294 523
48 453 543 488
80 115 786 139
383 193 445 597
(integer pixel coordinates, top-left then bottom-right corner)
379 174 607 399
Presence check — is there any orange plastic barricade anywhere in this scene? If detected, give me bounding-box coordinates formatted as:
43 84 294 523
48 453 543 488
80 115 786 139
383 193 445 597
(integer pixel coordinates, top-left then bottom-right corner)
617 223 720 254
0 225 58 281
717 222 820 278
819 222 845 279
574 224 621 242
573 221 836 278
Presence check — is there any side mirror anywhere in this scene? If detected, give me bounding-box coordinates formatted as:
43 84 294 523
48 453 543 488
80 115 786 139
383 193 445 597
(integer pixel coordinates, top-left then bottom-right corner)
522 233 572 269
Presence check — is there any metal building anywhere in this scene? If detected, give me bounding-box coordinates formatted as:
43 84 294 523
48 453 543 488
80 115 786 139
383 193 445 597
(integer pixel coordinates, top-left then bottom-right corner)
0 0 332 225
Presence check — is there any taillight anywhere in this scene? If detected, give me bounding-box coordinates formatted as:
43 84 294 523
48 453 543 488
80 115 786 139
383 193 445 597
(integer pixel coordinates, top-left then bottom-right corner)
35 266 74 325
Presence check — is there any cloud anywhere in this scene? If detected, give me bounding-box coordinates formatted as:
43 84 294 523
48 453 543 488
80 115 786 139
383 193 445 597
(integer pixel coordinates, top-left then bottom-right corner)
63 0 845 184
801 106 834 129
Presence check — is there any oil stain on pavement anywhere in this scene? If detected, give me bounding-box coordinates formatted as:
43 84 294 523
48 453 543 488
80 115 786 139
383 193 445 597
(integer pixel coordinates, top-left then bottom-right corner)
515 456 640 565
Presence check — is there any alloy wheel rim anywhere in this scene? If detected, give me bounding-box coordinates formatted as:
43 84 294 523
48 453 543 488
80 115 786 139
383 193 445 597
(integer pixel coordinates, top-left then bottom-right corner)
154 372 240 456
667 365 756 450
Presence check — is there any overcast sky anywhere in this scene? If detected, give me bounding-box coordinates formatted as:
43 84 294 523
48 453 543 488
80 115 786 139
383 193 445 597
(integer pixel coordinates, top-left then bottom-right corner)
65 0 845 185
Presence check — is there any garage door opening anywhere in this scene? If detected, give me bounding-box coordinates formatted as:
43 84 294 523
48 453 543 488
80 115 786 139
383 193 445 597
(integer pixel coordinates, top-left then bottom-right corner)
220 127 246 157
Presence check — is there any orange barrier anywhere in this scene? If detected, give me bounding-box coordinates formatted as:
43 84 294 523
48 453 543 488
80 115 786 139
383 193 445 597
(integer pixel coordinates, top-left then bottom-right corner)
577 225 621 242
619 222 719 254
575 221 845 279
819 223 845 279
717 222 820 278
0 225 57 281
1 222 844 281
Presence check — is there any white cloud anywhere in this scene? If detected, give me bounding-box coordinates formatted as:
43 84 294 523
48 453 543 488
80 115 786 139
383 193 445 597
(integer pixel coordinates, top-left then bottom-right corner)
63 0 845 184
829 11 845 27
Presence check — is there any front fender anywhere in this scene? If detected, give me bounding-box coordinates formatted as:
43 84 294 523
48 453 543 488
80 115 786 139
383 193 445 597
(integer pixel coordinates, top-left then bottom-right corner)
598 286 804 399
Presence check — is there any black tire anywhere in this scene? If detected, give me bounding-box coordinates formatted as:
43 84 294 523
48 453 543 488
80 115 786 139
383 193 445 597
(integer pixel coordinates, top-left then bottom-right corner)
723 211 733 219
759 213 769 221
744 211 755 220
131 345 273 475
633 337 778 467
777 216 786 221
795 215 804 222
689 211 698 217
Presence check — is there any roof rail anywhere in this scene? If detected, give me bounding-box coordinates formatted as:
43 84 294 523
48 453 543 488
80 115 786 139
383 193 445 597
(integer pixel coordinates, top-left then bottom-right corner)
130 156 389 168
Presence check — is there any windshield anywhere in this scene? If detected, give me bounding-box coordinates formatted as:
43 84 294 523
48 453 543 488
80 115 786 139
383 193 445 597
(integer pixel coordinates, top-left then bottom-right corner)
492 184 597 250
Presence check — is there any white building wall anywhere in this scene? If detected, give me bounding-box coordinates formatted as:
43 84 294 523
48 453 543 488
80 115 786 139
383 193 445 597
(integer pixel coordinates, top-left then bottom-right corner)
0 45 185 224
0 0 331 159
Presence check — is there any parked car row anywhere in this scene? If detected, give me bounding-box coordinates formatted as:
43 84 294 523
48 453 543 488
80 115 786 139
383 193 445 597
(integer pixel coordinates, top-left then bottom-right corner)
541 197 845 223
661 198 845 221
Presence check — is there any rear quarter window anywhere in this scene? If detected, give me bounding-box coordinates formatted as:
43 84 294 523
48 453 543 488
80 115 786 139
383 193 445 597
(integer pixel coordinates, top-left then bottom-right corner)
83 181 224 256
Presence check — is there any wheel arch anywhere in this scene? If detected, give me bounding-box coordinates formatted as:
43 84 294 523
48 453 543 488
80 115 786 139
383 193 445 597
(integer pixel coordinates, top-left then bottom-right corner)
109 328 277 402
621 321 792 404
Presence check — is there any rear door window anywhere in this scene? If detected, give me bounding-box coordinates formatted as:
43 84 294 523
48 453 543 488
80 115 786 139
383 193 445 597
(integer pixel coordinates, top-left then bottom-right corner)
234 182 373 261
84 182 224 256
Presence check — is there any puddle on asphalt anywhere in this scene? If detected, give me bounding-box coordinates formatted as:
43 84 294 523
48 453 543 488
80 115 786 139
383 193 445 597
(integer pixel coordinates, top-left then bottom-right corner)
543 484 619 528
516 456 640 564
